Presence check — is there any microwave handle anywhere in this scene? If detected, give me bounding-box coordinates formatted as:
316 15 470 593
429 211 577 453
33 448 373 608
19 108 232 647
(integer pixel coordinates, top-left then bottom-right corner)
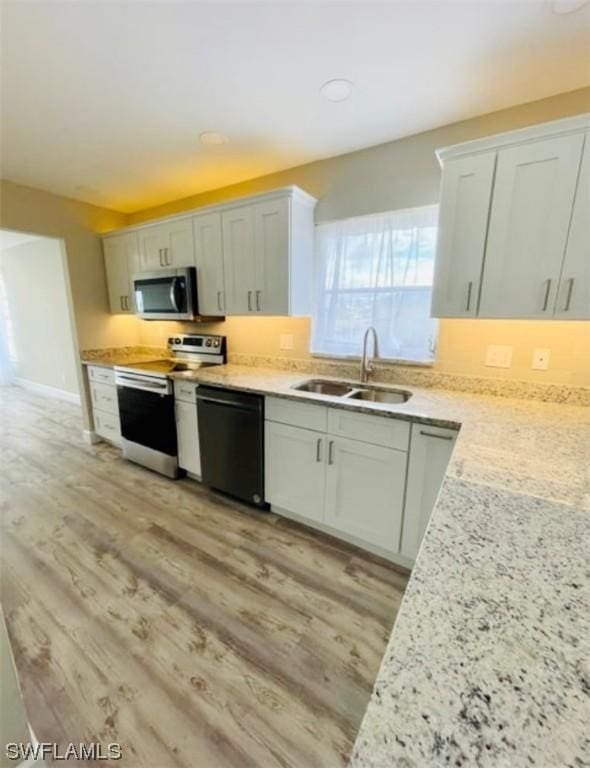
169 277 181 312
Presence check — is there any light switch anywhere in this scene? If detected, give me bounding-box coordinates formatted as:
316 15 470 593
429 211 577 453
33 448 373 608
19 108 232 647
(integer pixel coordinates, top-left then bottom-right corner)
280 334 294 351
532 348 550 370
485 345 513 368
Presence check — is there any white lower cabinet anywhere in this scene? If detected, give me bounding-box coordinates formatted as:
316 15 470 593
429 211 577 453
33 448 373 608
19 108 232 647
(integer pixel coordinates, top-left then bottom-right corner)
174 383 201 477
265 396 459 566
265 421 326 524
324 436 406 551
87 366 121 446
400 423 457 561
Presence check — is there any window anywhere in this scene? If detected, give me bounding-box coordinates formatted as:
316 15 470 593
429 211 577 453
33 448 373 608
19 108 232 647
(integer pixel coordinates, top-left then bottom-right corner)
311 205 439 362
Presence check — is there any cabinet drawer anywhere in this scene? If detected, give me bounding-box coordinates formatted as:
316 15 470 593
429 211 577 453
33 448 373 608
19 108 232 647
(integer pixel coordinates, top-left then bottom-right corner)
94 409 121 445
90 381 118 415
265 396 327 432
88 365 115 385
175 380 198 404
327 408 409 451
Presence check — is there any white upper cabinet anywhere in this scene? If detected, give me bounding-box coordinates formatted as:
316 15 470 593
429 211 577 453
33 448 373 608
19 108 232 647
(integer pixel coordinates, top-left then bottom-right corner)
433 114 590 320
103 186 315 317
431 152 496 318
103 233 139 313
221 205 255 314
193 212 225 315
253 197 290 315
138 219 195 271
479 133 584 318
554 133 590 320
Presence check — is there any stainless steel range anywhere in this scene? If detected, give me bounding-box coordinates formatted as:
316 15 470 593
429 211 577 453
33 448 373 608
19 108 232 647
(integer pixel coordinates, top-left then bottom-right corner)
114 334 226 478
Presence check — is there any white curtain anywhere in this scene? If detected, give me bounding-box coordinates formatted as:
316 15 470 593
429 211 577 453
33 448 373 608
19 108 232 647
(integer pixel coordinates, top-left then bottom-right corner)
311 205 439 362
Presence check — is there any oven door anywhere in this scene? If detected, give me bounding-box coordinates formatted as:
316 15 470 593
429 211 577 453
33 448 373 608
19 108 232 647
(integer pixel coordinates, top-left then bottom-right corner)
116 377 177 456
133 268 196 320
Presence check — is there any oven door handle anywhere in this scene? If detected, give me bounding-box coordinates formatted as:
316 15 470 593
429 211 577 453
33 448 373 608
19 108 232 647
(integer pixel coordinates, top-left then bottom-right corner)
116 374 170 393
169 277 181 312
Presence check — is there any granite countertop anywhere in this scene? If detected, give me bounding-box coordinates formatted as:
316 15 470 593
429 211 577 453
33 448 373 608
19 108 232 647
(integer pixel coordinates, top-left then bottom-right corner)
81 357 590 765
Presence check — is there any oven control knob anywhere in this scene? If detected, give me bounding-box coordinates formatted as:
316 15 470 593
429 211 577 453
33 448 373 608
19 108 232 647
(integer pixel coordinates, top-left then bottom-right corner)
206 339 212 347
213 339 220 347
174 337 182 345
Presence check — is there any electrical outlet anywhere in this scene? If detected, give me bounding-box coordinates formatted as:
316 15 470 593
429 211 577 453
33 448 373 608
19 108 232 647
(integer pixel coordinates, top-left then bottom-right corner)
280 334 294 351
532 348 550 370
485 345 513 368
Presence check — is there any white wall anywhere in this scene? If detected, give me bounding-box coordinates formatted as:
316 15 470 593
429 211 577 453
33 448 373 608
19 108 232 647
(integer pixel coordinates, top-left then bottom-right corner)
0 235 79 397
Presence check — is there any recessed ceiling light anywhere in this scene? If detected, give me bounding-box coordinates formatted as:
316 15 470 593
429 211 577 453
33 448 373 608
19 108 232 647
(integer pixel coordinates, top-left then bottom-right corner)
551 0 590 13
320 79 354 103
199 131 229 146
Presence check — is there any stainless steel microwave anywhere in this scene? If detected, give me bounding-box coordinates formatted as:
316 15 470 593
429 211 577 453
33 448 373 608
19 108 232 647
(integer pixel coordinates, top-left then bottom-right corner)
133 268 198 321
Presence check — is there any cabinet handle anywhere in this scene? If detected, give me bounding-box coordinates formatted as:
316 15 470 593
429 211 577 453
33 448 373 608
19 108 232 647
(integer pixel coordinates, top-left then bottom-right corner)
217 291 222 311
542 278 552 311
316 437 322 463
120 296 125 311
465 281 473 311
328 440 334 465
158 248 164 267
165 248 171 266
419 430 454 441
124 296 129 311
256 290 261 311
563 278 574 312
247 290 253 311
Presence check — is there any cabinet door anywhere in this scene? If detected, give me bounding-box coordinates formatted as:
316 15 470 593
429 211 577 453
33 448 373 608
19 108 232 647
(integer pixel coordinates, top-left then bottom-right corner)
431 152 496 318
221 206 255 314
555 133 590 320
400 424 457 562
193 212 225 315
324 437 406 552
265 421 325 523
479 133 585 318
164 219 195 268
103 234 138 313
253 198 289 314
138 226 166 271
175 399 201 476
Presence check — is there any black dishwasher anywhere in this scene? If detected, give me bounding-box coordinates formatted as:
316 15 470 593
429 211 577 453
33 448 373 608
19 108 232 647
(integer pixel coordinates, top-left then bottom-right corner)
196 386 267 508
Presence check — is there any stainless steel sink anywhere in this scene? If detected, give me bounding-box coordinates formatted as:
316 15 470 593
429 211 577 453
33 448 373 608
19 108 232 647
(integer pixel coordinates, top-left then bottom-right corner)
293 379 357 396
347 387 412 404
293 379 412 404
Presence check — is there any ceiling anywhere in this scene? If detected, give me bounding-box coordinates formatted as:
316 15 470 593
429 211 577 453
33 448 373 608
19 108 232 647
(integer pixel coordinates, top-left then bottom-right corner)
1 1 589 214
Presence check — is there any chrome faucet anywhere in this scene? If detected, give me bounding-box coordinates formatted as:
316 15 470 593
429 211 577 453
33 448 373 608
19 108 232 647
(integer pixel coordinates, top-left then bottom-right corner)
360 326 380 383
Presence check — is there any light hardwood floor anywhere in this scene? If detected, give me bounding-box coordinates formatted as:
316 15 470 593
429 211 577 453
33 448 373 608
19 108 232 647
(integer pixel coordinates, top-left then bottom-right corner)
0 385 408 768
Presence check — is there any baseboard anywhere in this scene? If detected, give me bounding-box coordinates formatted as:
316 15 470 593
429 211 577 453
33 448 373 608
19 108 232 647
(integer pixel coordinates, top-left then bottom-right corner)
82 429 101 445
13 377 81 406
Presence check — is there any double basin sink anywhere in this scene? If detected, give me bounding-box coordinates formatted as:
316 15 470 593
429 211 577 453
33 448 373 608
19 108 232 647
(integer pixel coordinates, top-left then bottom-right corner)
293 379 412 404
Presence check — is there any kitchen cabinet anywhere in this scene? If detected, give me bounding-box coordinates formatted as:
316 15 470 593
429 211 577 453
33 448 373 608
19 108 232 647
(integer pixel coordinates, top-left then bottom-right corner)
430 152 496 318
193 212 225 315
87 365 121 445
103 233 139 313
175 399 200 477
265 420 326 524
138 219 195 271
479 133 584 318
433 115 590 320
102 186 316 317
221 205 255 315
400 423 457 561
253 197 290 315
324 436 406 551
554 134 590 319
265 397 408 561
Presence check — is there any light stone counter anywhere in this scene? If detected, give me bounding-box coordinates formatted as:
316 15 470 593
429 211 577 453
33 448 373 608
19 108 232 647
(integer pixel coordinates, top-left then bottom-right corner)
79 358 590 765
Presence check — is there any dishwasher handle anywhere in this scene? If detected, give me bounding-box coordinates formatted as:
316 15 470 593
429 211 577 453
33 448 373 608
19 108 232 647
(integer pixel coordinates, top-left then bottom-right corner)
196 386 263 413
